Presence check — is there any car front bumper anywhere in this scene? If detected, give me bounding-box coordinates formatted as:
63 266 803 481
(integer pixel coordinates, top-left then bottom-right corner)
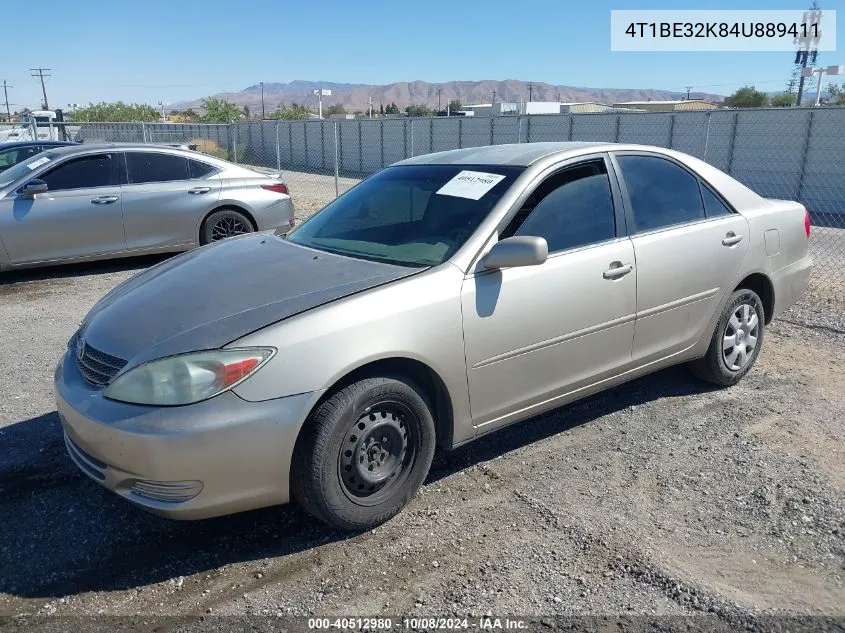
55 348 319 519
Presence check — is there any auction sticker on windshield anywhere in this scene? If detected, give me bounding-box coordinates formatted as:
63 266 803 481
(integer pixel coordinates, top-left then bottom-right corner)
436 170 506 200
27 157 50 170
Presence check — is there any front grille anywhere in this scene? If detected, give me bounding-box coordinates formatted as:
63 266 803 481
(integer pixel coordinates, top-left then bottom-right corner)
75 339 127 386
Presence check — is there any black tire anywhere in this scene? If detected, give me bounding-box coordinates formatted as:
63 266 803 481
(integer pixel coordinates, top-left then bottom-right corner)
690 288 765 387
200 208 255 244
291 376 436 531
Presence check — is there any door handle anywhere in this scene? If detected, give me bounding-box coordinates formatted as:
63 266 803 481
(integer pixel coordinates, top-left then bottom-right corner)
90 195 119 205
188 187 211 195
722 232 744 246
603 262 634 280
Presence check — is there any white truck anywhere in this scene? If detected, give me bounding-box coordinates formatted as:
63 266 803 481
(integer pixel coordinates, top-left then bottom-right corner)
0 110 80 142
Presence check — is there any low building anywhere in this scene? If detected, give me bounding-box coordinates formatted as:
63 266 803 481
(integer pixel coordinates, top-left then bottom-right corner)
559 102 612 114
612 99 719 112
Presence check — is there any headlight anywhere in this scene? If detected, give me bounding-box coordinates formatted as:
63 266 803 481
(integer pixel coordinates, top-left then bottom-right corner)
103 348 275 406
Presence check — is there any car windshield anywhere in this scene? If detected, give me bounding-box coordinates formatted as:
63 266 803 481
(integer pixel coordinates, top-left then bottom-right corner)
0 152 53 189
285 164 523 267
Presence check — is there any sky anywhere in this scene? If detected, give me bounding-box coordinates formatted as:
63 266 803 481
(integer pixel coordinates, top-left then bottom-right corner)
3 0 839 111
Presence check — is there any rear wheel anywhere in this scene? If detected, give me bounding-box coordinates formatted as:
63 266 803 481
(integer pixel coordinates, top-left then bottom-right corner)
200 208 255 244
291 376 436 531
690 288 765 386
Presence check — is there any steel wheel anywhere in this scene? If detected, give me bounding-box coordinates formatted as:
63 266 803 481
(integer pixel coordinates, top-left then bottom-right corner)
337 401 417 507
211 216 251 241
722 302 760 371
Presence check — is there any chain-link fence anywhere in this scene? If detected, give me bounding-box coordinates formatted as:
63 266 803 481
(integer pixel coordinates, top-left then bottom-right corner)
35 107 845 301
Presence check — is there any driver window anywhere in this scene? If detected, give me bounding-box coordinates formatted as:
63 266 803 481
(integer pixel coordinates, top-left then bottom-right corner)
501 160 616 253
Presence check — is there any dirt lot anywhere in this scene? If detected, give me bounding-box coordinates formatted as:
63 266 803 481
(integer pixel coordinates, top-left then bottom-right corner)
0 251 843 629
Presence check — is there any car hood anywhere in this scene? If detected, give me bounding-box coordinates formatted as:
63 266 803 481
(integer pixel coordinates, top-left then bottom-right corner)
80 234 420 367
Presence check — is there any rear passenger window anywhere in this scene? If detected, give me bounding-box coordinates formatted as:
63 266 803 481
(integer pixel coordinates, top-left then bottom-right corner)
504 160 616 252
700 182 733 217
189 159 216 179
126 152 189 184
616 155 705 232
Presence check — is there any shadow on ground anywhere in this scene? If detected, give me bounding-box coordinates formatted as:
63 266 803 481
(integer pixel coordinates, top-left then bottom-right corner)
0 254 172 287
0 365 716 600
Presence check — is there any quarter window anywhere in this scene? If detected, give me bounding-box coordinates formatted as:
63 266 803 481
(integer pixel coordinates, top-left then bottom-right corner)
41 154 114 190
504 160 616 252
616 155 705 232
126 152 189 184
700 182 733 218
188 159 216 179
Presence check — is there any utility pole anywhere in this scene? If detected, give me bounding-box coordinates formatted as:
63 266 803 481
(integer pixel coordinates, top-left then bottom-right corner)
260 82 265 119
437 89 442 113
157 101 166 121
2 81 12 121
528 82 533 102
30 68 51 110
795 4 822 106
685 86 693 100
492 90 496 104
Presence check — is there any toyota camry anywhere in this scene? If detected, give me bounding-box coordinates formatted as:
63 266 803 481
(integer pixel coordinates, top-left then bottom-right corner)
56 142 812 531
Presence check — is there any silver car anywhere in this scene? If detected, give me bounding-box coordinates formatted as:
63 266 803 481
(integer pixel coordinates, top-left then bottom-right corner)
56 142 812 531
0 144 294 270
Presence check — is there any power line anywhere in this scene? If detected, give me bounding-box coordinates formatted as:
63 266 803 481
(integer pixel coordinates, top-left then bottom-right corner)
30 68 51 110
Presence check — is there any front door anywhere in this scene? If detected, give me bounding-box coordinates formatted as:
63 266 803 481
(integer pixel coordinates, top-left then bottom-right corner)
461 157 637 429
0 152 126 264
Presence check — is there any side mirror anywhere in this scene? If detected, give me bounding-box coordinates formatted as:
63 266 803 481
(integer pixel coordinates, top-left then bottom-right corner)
20 179 48 197
481 236 548 270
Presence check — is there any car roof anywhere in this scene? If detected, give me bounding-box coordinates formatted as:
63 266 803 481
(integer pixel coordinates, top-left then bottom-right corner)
40 143 229 165
0 140 78 149
393 142 617 167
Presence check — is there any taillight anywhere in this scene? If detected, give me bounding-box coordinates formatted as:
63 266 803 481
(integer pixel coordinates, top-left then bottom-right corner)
261 183 288 195
804 208 811 238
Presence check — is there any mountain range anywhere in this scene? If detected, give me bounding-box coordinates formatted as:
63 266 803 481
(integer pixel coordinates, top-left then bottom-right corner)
171 79 726 114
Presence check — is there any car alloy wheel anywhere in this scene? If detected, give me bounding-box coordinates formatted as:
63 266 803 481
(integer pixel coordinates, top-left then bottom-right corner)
211 216 251 241
722 302 760 371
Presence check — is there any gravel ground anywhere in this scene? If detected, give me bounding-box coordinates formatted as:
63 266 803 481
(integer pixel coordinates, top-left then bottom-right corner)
0 246 843 628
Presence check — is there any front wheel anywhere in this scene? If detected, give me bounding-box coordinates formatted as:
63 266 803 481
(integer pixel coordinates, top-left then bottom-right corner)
291 376 436 531
690 288 765 386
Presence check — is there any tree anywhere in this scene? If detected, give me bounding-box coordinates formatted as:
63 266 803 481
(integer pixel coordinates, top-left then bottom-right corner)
384 102 400 115
724 86 769 108
405 103 432 117
323 103 347 117
448 99 463 113
828 83 845 105
770 93 795 107
243 105 251 119
379 103 385 116
71 101 161 122
202 97 243 122
269 103 311 120
169 108 201 123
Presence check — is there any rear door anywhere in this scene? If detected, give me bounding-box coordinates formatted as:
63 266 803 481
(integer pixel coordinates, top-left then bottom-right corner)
611 152 749 362
0 152 126 264
120 151 221 250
